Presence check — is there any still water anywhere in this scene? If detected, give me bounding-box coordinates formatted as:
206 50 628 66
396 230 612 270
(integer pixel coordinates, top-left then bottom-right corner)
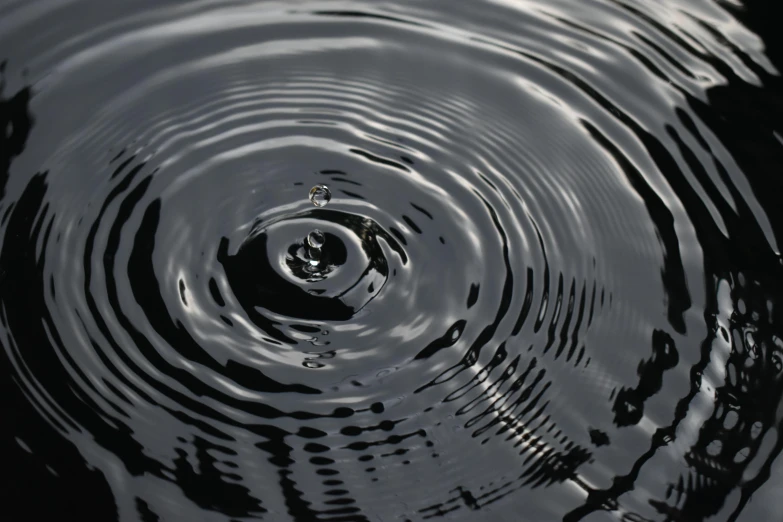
1 1 782 520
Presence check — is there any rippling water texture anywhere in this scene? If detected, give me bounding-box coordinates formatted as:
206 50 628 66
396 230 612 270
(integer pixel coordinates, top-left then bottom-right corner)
2 1 783 520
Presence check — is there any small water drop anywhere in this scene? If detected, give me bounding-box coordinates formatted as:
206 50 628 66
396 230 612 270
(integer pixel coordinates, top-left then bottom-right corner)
308 229 325 249
309 184 331 207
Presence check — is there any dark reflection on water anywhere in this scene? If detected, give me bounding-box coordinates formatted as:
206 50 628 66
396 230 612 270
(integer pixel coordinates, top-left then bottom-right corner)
1 0 782 520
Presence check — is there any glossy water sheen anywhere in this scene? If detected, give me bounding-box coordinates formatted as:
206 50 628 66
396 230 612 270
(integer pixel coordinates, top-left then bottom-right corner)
1 1 782 521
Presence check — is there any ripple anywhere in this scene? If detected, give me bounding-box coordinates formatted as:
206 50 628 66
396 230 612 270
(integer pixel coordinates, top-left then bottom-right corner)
1 0 783 520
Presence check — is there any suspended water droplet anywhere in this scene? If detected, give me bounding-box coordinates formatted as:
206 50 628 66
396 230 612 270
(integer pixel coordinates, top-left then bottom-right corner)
309 184 331 207
307 229 325 249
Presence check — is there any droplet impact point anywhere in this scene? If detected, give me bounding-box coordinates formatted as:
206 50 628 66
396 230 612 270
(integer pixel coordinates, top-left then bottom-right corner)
309 184 331 207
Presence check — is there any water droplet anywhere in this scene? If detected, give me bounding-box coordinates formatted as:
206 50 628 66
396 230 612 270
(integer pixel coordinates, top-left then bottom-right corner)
307 229 325 249
309 184 331 207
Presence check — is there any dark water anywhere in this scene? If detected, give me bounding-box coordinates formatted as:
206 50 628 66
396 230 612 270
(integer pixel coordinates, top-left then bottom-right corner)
2 1 783 520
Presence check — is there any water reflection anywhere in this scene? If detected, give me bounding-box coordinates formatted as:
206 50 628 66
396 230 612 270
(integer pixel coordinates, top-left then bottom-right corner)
1 0 782 520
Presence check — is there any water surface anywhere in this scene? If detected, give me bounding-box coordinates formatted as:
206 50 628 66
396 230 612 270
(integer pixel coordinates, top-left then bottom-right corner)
1 1 782 520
